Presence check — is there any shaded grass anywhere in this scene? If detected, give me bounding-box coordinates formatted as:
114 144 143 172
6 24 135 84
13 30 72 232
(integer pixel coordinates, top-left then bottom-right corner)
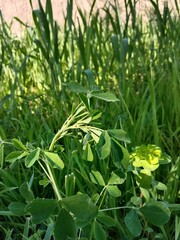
0 0 180 155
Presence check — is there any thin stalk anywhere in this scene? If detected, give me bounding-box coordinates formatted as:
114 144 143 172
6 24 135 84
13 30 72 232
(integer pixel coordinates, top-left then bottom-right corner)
89 221 95 240
38 160 51 179
39 156 62 200
99 206 138 212
94 186 106 206
45 162 62 200
159 225 169 240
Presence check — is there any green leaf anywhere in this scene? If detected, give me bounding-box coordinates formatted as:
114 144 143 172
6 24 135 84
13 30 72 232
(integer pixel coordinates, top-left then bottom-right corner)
108 170 126 185
84 69 95 86
12 138 27 151
39 178 50 187
54 208 76 240
5 151 28 163
5 151 22 162
152 180 167 191
82 143 94 162
9 202 27 216
45 0 53 28
120 144 130 170
79 93 90 110
96 131 111 160
90 128 102 143
136 173 152 189
107 129 131 143
140 188 150 201
97 212 116 227
44 151 64 169
91 92 119 102
27 199 58 224
106 185 121 197
140 201 171 226
20 182 34 202
67 82 87 93
131 196 142 206
111 140 124 168
90 170 105 186
120 38 129 62
94 221 106 240
25 148 40 168
61 194 98 222
124 209 142 237
76 219 92 229
111 34 120 62
159 153 171 164
111 139 130 169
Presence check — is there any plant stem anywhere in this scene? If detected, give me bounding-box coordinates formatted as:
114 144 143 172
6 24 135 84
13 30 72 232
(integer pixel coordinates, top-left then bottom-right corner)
99 206 138 212
45 162 62 200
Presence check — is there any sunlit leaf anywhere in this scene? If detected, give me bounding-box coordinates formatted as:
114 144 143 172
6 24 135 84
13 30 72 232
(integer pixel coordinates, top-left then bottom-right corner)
90 128 102 143
5 151 28 163
107 129 130 143
131 196 142 206
140 188 150 201
44 151 64 169
108 170 126 185
91 92 119 102
90 170 105 186
152 180 167 191
82 143 93 162
25 148 40 168
106 185 121 197
12 138 27 151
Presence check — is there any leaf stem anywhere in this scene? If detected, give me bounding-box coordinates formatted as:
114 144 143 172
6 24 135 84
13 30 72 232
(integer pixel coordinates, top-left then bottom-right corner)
45 162 62 200
99 206 138 212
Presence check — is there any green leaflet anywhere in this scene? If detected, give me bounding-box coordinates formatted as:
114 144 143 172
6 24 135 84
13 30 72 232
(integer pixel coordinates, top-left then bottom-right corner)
25 148 40 168
140 201 171 226
124 209 142 237
96 130 111 160
54 208 76 240
44 151 64 169
27 199 58 224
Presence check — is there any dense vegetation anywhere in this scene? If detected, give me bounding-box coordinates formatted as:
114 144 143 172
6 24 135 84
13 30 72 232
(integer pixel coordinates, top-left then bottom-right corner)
0 0 180 239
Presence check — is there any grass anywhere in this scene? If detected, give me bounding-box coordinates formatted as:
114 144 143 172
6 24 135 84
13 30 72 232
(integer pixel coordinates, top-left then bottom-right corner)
0 0 180 239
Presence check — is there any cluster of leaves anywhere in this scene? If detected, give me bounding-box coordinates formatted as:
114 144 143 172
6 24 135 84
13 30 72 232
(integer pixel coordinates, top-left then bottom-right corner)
1 92 179 239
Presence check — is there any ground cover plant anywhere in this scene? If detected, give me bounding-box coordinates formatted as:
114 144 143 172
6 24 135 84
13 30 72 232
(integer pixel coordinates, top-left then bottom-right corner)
0 0 180 239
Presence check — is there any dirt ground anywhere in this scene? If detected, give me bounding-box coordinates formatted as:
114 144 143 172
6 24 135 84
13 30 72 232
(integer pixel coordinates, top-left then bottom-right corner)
0 0 178 35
